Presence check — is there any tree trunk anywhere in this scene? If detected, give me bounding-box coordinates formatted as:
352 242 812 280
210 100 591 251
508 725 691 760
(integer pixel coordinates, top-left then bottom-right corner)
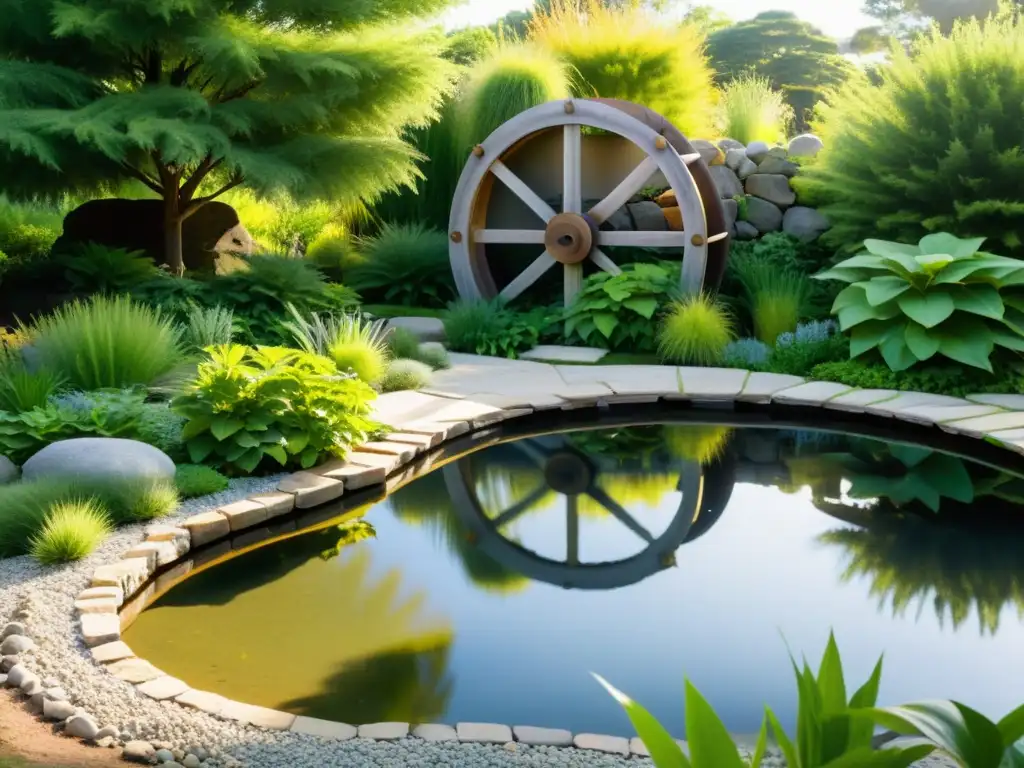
163 192 184 275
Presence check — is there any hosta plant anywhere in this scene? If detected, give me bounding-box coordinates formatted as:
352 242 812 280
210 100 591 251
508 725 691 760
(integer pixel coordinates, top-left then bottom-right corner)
816 234 1024 372
171 345 380 475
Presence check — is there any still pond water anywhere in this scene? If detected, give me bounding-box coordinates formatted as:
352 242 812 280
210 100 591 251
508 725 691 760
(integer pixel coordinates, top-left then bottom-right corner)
124 425 1024 737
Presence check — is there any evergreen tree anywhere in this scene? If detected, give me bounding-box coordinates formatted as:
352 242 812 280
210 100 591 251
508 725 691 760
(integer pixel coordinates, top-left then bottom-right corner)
0 0 459 272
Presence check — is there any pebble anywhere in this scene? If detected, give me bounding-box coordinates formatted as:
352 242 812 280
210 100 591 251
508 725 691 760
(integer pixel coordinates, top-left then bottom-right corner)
123 741 157 763
183 755 202 768
66 714 100 740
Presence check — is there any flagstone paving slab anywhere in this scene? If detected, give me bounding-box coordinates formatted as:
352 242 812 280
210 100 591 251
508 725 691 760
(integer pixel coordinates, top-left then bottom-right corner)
771 381 851 405
678 367 749 400
894 404 1003 426
864 393 967 417
521 345 608 363
967 393 1024 410
737 373 805 403
290 717 357 740
940 410 1024 437
825 389 899 412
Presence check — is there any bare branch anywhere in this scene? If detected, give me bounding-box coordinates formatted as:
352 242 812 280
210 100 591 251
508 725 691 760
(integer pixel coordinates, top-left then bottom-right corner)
121 163 163 195
182 173 244 219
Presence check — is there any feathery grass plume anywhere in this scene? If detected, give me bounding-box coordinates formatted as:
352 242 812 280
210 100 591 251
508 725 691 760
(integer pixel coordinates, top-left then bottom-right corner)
381 358 434 392
457 43 572 149
283 304 390 384
657 294 735 366
530 0 717 137
29 498 113 565
795 11 1024 256
348 223 456 307
735 258 808 345
181 303 236 352
28 295 185 390
717 74 793 145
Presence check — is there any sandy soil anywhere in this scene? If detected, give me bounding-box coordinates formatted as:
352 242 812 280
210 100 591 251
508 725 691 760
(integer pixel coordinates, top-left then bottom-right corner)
0 691 121 768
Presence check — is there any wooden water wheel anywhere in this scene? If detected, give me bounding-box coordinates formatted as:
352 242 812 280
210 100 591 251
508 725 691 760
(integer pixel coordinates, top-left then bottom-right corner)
448 98 731 307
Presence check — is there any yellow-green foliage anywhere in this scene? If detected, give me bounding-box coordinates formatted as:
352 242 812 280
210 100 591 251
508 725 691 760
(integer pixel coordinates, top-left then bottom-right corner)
530 0 717 137
796 13 1024 256
333 342 389 385
29 498 113 565
717 74 792 145
664 425 734 466
305 222 362 278
220 190 336 255
657 295 735 366
458 43 571 148
380 358 434 392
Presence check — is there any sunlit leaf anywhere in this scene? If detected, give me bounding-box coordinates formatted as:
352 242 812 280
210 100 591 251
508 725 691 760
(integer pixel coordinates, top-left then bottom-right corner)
593 674 690 768
918 233 985 259
685 679 747 768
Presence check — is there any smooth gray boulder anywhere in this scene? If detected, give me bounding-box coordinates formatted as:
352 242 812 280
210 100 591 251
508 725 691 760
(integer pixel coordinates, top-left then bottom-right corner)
0 456 16 484
783 206 831 241
745 174 796 208
22 438 175 484
708 165 744 199
722 198 739 231
691 139 722 165
788 133 824 157
735 221 759 240
745 140 770 162
744 198 784 233
718 138 745 152
627 201 668 231
756 156 800 177
384 317 446 343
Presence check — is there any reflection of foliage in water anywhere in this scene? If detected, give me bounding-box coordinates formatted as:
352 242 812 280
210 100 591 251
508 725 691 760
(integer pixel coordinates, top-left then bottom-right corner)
565 426 665 464
820 515 1024 635
319 520 377 560
663 425 733 466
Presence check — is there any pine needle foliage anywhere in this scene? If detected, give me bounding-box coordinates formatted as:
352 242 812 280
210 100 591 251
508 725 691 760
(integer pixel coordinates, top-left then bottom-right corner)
529 0 717 137
0 0 460 271
796 13 1024 257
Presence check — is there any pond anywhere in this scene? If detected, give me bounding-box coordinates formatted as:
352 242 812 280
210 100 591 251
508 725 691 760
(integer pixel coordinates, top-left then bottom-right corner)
123 423 1024 739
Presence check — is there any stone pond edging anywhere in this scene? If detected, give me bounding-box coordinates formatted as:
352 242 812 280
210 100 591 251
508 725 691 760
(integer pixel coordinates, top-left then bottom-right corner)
6 353 1022 764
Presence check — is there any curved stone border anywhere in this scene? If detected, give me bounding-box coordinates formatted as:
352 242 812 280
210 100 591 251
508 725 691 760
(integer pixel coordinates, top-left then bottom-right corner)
49 354 1024 760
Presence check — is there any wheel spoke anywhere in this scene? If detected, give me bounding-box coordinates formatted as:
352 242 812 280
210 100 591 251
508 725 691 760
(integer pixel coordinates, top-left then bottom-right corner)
587 156 659 225
564 263 583 305
492 483 551 529
597 231 689 248
566 494 580 566
500 251 557 301
490 160 557 224
508 438 552 470
563 124 582 214
587 485 655 544
589 248 622 275
474 229 546 244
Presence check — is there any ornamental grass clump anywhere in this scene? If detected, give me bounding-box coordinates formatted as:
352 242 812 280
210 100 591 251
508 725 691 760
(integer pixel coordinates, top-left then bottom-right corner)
29 498 113 565
283 304 390 385
348 223 456 307
657 294 735 366
380 359 434 392
817 233 1024 372
717 74 793 145
735 257 809 345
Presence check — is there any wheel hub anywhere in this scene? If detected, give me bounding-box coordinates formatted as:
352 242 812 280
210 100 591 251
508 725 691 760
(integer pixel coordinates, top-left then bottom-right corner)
545 212 595 265
544 451 593 495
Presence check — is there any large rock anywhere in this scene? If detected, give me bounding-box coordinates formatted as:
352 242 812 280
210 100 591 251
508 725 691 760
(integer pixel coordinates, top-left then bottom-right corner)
745 174 796 208
724 148 747 172
0 635 34 655
0 456 16 484
735 221 759 240
65 714 100 740
718 138 745 152
691 139 725 166
783 206 831 242
788 134 824 157
745 141 770 163
756 156 799 177
745 197 784 233
22 438 174 484
736 157 758 180
51 199 255 274
627 201 668 231
708 166 744 199
384 317 445 343
722 198 739 231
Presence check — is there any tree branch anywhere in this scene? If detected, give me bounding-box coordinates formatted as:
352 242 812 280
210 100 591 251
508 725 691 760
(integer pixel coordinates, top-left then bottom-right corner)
179 155 224 203
121 163 163 195
181 173 244 220
215 80 263 104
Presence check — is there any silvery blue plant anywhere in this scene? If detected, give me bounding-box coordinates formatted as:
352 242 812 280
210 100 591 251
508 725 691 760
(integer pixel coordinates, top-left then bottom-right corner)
723 338 771 368
776 320 837 348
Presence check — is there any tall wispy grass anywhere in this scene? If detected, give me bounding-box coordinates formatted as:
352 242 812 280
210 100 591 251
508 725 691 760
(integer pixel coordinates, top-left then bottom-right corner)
530 0 717 137
656 294 735 366
29 295 185 390
283 304 390 384
735 258 809 345
29 498 113 565
181 303 236 352
717 74 793 145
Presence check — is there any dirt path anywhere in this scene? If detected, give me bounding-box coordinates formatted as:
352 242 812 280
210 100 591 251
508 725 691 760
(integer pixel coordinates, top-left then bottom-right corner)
0 692 121 768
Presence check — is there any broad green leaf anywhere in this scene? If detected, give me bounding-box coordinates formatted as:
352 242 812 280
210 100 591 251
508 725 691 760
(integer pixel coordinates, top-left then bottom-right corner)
593 675 690 768
815 267 874 284
880 332 918 372
234 430 262 449
915 253 954 275
685 680 747 768
186 434 216 463
931 258 1015 285
765 707 799 768
848 656 885 749
210 417 246 441
818 633 848 714
263 444 288 465
855 702 1005 768
592 312 620 339
234 447 262 474
623 297 659 319
945 284 1005 319
920 454 975 504
850 321 894 357
832 284 869 313
897 292 955 328
934 324 995 372
997 702 1024 747
300 446 319 468
821 745 936 768
285 432 310 454
904 322 940 361
863 276 912 307
889 444 933 468
863 239 920 259
180 415 213 440
882 253 925 281
992 326 1024 352
838 300 901 331
919 233 986 259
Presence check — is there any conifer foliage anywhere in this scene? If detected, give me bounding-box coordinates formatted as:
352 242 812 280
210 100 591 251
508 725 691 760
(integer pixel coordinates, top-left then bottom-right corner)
0 0 459 272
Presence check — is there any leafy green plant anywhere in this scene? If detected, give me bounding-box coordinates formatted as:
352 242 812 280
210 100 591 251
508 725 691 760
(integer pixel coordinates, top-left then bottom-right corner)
283 304 390 385
28 498 113 565
564 264 679 352
735 258 808 345
380 359 434 392
809 359 1022 398
29 295 185 391
305 222 360 281
171 345 379 474
174 464 230 498
132 274 213 321
717 73 793 145
56 243 158 294
181 303 236 352
766 321 848 376
657 294 735 366
348 223 456 308
817 233 1024 372
443 299 546 359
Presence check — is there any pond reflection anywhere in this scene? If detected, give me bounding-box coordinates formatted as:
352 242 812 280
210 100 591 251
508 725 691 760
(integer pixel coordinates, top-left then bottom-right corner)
123 424 1024 735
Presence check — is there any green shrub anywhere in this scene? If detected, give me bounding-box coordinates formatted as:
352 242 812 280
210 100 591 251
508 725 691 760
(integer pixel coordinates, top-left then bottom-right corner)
457 43 571 148
55 243 158 294
381 359 434 392
796 14 1024 258
817 233 1024 372
29 498 113 565
174 464 230 498
530 0 716 137
132 274 212 321
417 343 450 370
180 304 236 351
717 74 793 145
171 345 379 474
657 294 735 366
734 258 808 345
767 321 848 375
0 196 63 261
810 359 1022 398
348 223 456 308
220 190 335 255
387 328 450 370
723 338 772 369
443 300 547 358
0 364 66 412
563 264 679 352
305 223 361 281
283 305 390 384
29 295 185 390
134 403 186 458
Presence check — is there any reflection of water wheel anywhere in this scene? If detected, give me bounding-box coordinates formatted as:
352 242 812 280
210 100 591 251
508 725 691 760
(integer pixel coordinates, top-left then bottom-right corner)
448 98 731 307
443 435 707 590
